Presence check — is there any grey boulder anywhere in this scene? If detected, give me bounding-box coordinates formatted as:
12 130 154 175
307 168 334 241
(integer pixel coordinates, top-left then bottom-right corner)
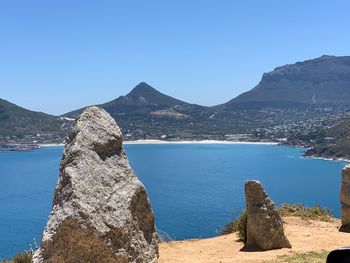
33 106 158 263
245 180 291 250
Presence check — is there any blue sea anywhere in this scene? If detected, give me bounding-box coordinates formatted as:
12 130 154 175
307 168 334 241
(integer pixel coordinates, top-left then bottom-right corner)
0 144 346 259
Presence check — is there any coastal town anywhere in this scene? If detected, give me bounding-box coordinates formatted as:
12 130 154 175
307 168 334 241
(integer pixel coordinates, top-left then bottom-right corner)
1 104 349 154
0 131 67 151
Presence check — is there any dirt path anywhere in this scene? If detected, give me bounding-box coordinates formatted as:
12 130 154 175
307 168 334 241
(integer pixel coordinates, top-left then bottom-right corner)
159 217 350 263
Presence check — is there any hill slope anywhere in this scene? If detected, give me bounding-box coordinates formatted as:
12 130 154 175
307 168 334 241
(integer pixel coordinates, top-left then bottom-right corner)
64 82 216 140
66 82 205 116
303 113 350 159
224 55 350 107
0 99 69 142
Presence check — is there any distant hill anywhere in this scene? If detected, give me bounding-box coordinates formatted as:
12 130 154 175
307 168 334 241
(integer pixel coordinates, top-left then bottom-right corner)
111 82 185 107
223 55 350 108
0 99 70 142
64 82 216 140
63 60 350 140
4 55 350 143
66 82 205 117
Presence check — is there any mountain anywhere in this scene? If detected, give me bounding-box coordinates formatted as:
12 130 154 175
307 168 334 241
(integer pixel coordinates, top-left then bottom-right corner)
5 55 350 144
64 82 216 140
223 55 350 108
101 82 204 118
67 82 203 117
64 63 350 142
0 99 70 143
110 82 185 107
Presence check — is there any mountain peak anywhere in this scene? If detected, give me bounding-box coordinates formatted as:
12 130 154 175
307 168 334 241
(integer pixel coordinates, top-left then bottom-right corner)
319 54 336 59
107 82 187 108
122 82 184 106
127 82 158 97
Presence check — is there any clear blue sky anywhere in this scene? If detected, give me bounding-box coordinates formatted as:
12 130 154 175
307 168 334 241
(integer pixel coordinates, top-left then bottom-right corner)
1 0 349 115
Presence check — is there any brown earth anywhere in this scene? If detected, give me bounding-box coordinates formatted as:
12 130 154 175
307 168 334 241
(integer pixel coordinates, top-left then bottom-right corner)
159 216 350 263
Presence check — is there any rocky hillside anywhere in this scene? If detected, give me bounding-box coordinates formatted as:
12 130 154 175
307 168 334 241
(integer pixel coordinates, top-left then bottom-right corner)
224 55 350 107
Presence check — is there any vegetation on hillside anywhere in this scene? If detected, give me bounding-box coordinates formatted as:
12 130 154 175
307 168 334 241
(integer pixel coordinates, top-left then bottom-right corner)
221 210 247 242
304 115 350 159
0 99 64 136
0 99 72 145
1 251 33 263
278 204 332 221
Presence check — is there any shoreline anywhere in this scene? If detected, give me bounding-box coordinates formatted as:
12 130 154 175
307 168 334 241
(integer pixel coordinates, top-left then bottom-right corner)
39 140 279 147
301 154 350 163
123 139 278 145
38 141 350 163
281 143 350 163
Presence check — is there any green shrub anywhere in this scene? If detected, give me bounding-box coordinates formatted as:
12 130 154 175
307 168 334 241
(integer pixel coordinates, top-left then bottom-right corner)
13 252 32 263
221 210 247 243
1 251 32 263
278 204 332 221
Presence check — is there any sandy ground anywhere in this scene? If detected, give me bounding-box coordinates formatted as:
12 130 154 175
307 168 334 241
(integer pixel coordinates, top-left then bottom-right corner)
159 217 350 263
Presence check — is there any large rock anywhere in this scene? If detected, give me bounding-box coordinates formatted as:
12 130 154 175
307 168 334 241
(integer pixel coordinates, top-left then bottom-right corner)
340 164 350 231
245 180 291 250
33 107 158 263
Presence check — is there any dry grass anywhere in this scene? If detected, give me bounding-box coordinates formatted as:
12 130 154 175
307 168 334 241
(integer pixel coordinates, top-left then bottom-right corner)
1 251 33 263
266 250 328 263
278 204 332 222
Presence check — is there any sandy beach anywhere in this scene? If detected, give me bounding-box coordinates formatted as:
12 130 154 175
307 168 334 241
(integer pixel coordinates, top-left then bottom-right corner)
40 143 65 147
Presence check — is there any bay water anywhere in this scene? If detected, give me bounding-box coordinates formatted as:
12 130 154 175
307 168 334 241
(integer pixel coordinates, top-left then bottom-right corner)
0 144 346 258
